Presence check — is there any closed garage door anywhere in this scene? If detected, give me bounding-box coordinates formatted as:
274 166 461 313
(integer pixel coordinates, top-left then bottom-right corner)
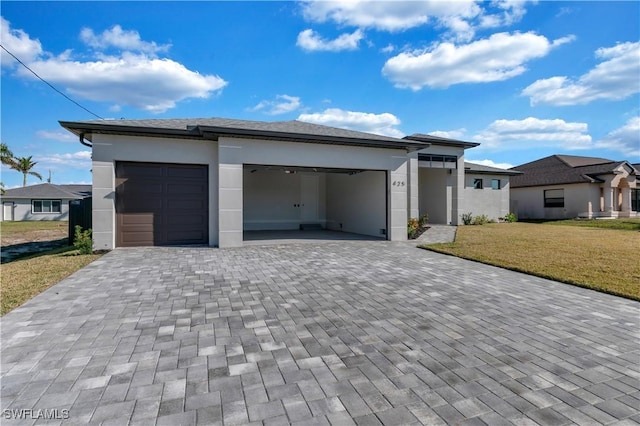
115 162 208 247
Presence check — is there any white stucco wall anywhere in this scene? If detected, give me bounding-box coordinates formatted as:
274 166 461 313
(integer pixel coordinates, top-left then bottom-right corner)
326 171 386 237
511 183 595 219
243 169 327 230
91 134 219 250
1 199 71 221
418 168 450 224
463 174 511 221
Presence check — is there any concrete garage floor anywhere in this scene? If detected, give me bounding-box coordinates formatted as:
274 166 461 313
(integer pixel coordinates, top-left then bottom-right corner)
243 230 385 246
1 242 639 425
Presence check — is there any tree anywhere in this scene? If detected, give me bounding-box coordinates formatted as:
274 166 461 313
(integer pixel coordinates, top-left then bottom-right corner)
1 143 16 168
12 156 43 187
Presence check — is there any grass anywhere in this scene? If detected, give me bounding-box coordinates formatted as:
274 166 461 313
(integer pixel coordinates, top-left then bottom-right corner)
1 246 102 316
422 221 640 300
0 220 67 236
535 218 640 231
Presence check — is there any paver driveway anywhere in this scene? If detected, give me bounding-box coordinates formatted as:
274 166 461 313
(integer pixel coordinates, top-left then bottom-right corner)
1 242 639 425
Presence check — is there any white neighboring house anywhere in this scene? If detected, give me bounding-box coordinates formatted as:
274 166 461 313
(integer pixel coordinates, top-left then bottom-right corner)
463 162 522 221
510 155 639 220
1 183 91 221
59 117 515 250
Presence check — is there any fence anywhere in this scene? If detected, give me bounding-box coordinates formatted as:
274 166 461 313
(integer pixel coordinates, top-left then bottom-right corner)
68 197 92 245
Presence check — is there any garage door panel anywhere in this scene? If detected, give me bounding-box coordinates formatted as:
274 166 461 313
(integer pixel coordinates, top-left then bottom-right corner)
116 162 208 247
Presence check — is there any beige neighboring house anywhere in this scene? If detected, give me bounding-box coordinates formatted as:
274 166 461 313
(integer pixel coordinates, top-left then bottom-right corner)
510 155 639 220
1 183 91 221
59 118 512 250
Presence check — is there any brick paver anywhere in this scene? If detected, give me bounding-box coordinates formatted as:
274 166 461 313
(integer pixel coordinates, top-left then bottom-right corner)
1 242 638 425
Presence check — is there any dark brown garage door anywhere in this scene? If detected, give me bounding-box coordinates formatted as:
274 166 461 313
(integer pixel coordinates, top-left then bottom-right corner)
115 162 208 247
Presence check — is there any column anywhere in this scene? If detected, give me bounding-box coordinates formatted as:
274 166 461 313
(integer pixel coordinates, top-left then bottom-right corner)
218 143 244 248
621 187 631 212
603 187 614 213
407 154 419 219
389 159 408 241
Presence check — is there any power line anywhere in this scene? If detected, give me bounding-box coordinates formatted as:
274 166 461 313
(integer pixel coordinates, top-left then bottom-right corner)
1 44 104 120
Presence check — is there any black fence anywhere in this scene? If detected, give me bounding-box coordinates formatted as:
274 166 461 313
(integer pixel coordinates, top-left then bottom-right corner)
68 197 92 245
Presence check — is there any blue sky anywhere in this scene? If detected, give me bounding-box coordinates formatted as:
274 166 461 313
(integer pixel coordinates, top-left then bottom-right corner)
1 1 639 187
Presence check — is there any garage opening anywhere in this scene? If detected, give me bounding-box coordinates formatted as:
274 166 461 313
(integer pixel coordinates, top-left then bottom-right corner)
115 161 208 247
243 164 387 243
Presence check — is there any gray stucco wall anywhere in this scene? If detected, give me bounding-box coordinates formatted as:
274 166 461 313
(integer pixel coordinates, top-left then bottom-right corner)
1 199 71 221
463 174 511 221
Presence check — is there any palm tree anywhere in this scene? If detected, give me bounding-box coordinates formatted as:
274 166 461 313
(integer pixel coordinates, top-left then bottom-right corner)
1 143 16 168
12 156 43 187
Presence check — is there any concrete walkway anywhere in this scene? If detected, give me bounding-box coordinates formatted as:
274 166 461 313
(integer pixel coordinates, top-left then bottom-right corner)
1 243 638 425
413 225 457 244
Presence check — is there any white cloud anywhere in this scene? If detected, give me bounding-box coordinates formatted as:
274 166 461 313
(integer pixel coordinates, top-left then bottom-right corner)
298 108 404 138
466 159 515 169
2 18 227 113
473 117 592 150
428 128 467 139
299 1 535 42
36 130 77 142
80 25 170 54
522 41 640 106
0 17 43 67
595 117 640 159
296 29 364 52
300 1 480 38
383 32 573 90
380 44 395 54
251 94 301 115
35 151 92 170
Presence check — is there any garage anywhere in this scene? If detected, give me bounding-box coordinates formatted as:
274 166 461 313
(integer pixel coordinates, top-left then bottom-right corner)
115 161 208 247
243 164 388 240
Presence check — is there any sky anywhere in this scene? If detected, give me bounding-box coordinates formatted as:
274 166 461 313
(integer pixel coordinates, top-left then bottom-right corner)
1 1 639 188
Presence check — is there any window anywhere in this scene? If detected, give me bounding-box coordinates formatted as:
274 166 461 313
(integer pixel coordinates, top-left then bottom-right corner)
417 154 458 169
544 189 564 208
491 179 501 190
632 189 640 212
473 178 483 189
32 200 62 214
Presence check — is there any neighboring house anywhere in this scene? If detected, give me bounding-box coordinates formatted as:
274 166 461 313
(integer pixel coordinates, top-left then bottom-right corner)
60 117 510 249
1 183 91 221
510 155 639 220
463 162 522 221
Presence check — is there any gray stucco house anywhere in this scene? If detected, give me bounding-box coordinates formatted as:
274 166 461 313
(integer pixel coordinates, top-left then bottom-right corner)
59 117 517 249
1 183 91 221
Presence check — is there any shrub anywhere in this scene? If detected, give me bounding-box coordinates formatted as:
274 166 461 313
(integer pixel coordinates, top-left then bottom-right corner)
461 212 473 225
504 212 517 223
408 218 420 239
73 226 93 255
472 214 489 225
419 214 429 227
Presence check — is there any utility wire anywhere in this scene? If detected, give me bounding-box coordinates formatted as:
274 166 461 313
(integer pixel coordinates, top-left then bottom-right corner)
1 44 104 120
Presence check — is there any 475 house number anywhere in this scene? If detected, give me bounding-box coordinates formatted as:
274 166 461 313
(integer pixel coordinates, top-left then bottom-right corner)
392 180 406 187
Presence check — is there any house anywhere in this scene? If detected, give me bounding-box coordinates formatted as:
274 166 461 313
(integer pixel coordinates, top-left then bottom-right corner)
59 118 516 249
1 183 91 221
510 154 639 220
463 162 522 221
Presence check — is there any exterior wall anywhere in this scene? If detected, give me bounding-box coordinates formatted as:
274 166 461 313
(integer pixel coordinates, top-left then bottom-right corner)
91 134 219 250
243 170 327 230
418 168 450 224
511 183 593 219
1 199 71 221
463 174 511 221
326 171 386 238
416 145 465 225
217 136 408 246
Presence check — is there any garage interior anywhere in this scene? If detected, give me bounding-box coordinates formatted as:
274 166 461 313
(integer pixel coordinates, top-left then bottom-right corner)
243 164 387 242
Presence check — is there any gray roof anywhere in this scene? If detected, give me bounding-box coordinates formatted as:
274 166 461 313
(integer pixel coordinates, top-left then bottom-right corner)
60 117 430 151
510 155 636 188
464 162 522 176
1 183 91 199
404 133 480 149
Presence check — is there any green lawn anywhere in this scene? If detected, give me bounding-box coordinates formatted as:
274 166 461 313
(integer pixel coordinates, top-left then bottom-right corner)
422 220 640 300
1 247 102 315
1 220 67 237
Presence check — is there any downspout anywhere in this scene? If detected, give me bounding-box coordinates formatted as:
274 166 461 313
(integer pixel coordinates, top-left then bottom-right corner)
79 132 92 148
